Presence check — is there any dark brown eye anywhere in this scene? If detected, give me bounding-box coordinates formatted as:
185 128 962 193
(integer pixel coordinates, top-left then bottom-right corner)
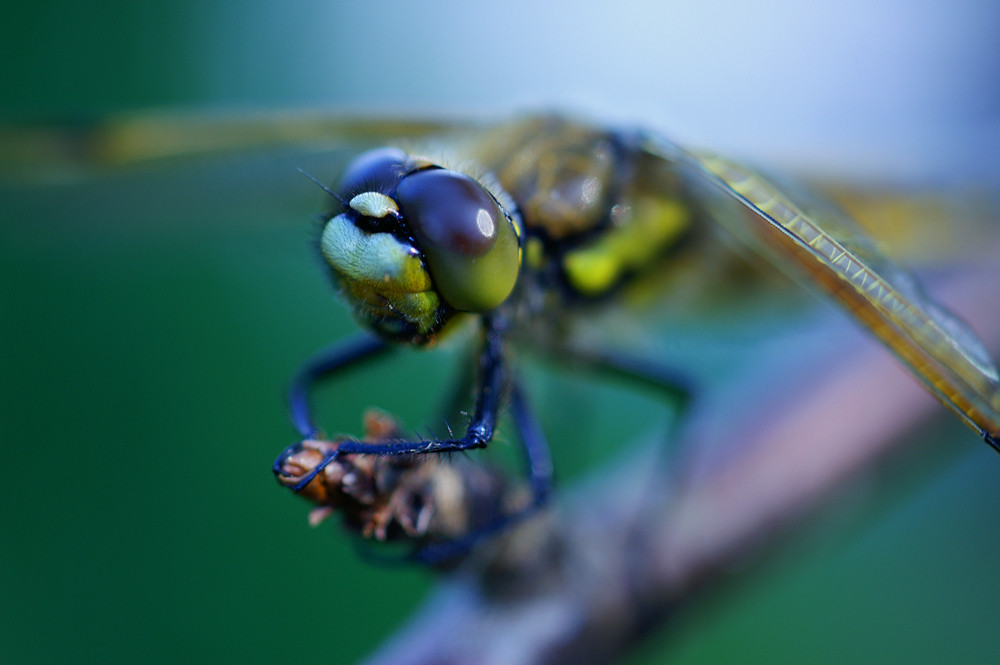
337 147 407 196
395 169 520 312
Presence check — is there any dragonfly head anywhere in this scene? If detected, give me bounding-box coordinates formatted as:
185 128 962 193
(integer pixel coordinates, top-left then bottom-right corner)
319 148 522 344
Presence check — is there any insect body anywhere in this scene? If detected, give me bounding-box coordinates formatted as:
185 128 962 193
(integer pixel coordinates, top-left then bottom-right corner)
274 116 1000 559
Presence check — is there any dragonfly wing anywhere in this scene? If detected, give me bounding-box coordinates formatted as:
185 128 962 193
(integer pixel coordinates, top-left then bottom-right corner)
643 134 1000 446
0 111 478 179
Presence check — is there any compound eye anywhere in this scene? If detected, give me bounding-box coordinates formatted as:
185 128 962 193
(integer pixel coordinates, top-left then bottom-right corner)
395 169 520 312
337 147 408 196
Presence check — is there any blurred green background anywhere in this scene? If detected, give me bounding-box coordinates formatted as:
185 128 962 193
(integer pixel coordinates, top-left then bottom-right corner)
3 2 1000 664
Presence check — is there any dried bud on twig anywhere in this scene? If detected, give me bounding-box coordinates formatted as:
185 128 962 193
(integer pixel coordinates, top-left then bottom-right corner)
276 410 529 559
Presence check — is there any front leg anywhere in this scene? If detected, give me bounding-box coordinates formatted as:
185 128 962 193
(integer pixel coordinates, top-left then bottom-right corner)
287 333 391 439
273 318 509 492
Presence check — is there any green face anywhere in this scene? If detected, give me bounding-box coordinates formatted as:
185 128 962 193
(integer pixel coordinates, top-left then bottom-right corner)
319 148 522 344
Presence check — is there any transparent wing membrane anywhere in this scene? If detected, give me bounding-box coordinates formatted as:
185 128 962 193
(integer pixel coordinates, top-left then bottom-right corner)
645 135 1000 443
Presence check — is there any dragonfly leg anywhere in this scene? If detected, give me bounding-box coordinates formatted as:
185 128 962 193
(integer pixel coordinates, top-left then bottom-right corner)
274 321 508 492
509 377 554 505
558 345 694 424
276 316 555 563
550 346 696 594
986 431 1000 454
272 334 390 484
412 376 553 565
287 333 390 438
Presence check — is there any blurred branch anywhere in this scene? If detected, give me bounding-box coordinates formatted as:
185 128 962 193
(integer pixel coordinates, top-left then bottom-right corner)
360 264 1000 665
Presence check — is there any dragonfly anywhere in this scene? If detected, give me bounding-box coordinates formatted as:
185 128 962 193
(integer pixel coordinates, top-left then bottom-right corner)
268 115 1000 563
